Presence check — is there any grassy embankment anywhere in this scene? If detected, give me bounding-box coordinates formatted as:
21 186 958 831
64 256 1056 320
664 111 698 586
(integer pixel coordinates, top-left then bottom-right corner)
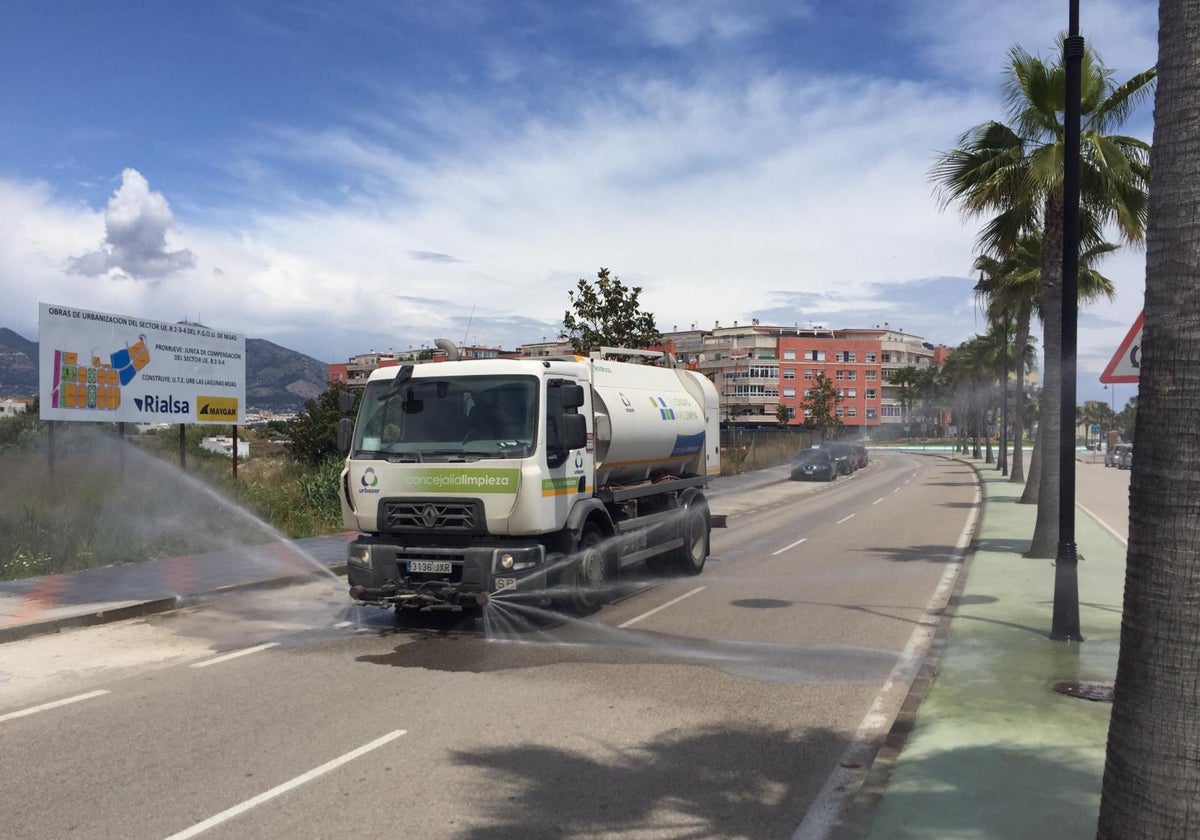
0 422 343 582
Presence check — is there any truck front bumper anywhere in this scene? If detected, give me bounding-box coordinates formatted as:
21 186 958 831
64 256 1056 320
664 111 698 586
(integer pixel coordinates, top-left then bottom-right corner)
345 537 549 611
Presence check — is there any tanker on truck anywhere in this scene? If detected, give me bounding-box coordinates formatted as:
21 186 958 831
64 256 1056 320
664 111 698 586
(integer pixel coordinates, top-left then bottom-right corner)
336 348 721 613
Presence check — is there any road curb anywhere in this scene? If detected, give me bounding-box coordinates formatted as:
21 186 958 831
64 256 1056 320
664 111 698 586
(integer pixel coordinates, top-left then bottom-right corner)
0 564 348 645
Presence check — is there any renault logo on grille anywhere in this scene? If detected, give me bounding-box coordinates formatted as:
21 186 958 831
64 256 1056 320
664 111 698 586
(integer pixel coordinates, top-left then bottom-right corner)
420 504 439 528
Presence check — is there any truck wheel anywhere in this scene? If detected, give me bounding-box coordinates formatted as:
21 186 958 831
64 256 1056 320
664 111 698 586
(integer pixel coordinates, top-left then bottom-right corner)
673 504 709 576
571 526 611 613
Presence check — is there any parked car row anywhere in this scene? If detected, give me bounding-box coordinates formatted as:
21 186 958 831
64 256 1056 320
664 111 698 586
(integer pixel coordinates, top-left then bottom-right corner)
789 443 869 482
1105 442 1133 469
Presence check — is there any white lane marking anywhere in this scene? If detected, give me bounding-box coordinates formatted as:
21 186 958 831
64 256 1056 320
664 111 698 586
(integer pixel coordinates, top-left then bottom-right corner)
333 621 352 628
792 478 982 840
1077 502 1128 547
903 479 911 486
162 729 406 840
190 643 279 669
772 538 808 556
0 690 110 724
872 498 884 506
836 514 855 525
892 487 901 494
618 586 706 628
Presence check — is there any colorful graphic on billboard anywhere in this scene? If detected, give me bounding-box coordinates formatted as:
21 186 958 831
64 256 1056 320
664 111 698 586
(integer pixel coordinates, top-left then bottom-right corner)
38 303 247 424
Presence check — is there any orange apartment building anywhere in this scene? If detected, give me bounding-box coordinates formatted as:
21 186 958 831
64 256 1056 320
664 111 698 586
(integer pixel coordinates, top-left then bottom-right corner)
329 324 949 434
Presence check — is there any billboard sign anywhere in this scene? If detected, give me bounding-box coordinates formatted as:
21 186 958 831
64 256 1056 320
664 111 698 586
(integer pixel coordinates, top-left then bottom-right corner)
38 303 246 424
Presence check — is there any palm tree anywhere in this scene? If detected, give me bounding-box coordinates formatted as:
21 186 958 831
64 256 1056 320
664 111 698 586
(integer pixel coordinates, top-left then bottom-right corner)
888 366 924 436
941 336 995 460
1097 1 1200 833
931 40 1153 557
974 227 1118 493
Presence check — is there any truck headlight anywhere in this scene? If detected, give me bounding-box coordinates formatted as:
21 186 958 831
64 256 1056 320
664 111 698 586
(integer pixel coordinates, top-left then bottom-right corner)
493 546 544 573
349 545 372 569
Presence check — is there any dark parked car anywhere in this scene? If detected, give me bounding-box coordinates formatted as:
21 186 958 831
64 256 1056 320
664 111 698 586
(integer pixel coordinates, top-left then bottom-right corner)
822 443 856 475
791 448 837 481
852 444 868 469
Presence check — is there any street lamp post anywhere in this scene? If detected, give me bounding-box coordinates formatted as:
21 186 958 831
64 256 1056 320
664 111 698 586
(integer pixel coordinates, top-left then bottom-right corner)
1052 0 1084 642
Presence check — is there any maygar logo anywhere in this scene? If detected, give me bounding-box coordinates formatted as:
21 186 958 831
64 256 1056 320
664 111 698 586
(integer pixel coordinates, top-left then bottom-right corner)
133 394 190 414
197 396 238 420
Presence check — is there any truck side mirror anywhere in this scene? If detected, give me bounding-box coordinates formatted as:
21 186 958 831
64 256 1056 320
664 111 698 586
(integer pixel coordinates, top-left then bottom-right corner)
338 389 357 415
559 383 585 410
337 417 354 455
561 414 587 451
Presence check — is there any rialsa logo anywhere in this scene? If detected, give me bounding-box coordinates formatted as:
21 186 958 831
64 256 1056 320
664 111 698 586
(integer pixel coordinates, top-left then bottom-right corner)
133 394 190 414
197 396 238 420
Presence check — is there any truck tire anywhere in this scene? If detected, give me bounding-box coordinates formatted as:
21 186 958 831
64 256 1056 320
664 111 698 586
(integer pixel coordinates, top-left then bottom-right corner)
570 526 611 614
673 503 709 576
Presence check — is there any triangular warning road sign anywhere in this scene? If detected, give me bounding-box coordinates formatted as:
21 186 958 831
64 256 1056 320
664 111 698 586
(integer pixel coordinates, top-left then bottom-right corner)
1100 311 1143 384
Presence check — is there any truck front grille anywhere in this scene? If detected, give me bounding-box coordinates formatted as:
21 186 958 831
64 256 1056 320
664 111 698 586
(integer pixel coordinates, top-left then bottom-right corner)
382 499 483 533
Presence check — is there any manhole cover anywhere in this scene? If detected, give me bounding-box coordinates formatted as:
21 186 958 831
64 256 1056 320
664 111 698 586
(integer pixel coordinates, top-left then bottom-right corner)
1053 681 1114 702
730 598 792 609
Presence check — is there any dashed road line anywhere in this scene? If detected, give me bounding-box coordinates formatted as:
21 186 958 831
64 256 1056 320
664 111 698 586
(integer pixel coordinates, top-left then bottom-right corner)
836 514 856 525
772 537 808 556
0 690 110 724
191 643 279 669
618 586 706 628
161 730 407 840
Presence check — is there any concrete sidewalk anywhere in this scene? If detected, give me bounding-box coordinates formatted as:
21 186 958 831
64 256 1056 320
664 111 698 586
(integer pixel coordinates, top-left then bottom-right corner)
0 533 353 643
845 458 1127 840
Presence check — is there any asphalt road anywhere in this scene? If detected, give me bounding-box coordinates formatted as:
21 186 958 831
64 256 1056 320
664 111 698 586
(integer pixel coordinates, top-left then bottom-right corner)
2 451 980 840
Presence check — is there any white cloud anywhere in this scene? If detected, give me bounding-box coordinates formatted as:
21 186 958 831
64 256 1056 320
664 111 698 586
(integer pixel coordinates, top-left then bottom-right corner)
67 169 196 282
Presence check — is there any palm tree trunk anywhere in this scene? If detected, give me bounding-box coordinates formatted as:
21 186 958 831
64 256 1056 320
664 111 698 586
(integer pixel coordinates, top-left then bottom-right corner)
1027 199 1065 558
1021 408 1041 504
1098 3 1200 830
1009 315 1029 483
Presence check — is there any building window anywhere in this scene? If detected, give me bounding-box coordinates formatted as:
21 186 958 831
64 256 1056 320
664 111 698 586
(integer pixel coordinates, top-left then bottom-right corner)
836 351 857 362
866 352 877 363
866 407 877 419
847 407 857 418
788 407 797 419
804 369 814 380
804 350 826 361
783 368 796 380
748 365 779 379
866 388 876 400
846 389 857 398
835 407 844 417
882 352 893 363
783 387 796 398
784 349 796 360
882 405 902 417
866 370 877 381
847 370 857 381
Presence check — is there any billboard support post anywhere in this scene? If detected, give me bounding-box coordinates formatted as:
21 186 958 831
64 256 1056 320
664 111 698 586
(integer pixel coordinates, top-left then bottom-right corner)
179 423 186 471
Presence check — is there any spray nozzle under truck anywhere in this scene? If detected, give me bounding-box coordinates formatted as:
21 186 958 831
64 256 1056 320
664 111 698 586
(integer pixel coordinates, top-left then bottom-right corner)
336 350 721 613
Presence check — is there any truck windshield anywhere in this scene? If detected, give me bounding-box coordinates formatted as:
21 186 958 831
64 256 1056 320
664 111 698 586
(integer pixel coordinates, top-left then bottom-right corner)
352 374 538 460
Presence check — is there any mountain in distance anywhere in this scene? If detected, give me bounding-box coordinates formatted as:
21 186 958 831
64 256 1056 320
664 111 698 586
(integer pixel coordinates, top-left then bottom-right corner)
0 327 331 413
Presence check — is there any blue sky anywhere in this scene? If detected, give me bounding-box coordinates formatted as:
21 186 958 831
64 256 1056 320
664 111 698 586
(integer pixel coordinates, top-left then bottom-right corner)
1 1 1158 405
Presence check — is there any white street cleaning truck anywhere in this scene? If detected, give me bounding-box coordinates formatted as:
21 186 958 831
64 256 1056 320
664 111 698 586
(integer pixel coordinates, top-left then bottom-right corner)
337 348 721 613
